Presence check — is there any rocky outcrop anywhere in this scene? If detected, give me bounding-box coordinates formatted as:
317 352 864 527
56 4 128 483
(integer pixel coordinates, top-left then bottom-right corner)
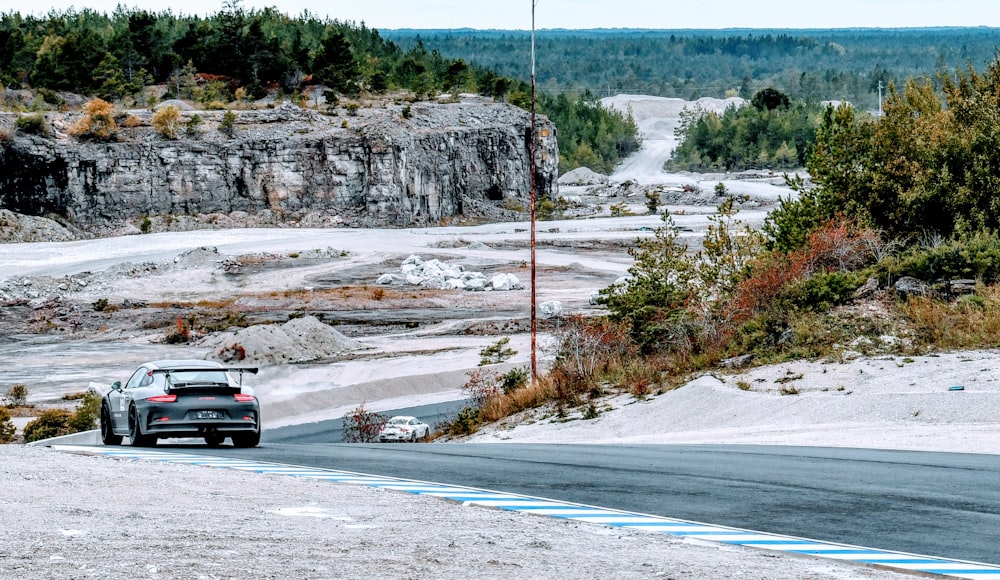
0 100 559 231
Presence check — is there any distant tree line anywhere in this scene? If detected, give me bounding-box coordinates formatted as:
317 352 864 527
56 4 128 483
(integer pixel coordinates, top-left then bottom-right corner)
385 28 1000 111
0 6 498 101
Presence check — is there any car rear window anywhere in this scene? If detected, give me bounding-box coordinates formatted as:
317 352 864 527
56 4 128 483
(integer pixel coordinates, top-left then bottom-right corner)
167 370 232 385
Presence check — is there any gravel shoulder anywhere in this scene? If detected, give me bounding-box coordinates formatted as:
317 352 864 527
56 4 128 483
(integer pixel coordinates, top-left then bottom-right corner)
0 445 913 579
466 350 1000 455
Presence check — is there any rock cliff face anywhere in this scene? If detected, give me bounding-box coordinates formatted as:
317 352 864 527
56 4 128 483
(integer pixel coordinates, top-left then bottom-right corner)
0 100 558 231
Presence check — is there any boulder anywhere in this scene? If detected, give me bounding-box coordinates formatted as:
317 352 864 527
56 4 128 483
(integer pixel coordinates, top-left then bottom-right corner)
894 276 930 300
539 300 563 319
950 279 977 296
490 273 523 291
853 277 879 300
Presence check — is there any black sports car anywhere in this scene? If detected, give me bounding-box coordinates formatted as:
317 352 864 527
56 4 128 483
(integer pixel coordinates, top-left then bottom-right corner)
100 359 261 448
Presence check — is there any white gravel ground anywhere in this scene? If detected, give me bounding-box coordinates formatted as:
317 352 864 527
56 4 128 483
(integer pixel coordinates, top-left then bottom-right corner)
0 445 914 579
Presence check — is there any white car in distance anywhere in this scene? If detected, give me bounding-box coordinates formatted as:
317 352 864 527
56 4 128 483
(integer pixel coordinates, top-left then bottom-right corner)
379 416 430 442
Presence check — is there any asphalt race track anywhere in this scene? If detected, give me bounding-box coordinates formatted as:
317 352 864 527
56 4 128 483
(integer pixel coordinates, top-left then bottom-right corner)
155 442 1000 566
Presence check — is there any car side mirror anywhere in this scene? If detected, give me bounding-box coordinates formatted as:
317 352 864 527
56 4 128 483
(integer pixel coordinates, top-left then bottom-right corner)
111 381 122 391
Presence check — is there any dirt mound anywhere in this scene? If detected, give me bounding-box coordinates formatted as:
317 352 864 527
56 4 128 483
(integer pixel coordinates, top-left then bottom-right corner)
200 315 362 366
558 167 609 185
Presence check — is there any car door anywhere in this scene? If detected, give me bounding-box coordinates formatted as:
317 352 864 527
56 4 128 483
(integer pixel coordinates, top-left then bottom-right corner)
110 366 147 430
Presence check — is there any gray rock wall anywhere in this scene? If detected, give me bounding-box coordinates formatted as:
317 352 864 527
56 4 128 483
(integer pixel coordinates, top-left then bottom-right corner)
0 100 558 230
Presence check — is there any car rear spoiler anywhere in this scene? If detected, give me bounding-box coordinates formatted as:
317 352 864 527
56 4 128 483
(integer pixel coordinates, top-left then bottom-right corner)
152 367 259 387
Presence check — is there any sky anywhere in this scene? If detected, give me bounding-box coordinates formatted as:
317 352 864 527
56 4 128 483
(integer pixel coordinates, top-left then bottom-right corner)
9 0 1000 30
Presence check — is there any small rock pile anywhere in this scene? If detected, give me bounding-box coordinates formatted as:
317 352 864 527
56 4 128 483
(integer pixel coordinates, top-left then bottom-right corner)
200 315 361 366
376 255 523 291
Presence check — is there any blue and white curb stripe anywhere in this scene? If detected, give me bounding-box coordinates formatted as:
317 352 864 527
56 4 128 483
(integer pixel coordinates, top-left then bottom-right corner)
52 445 1000 579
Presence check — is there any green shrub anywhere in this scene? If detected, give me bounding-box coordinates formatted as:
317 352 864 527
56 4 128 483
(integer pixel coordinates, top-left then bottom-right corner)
644 190 659 214
955 294 986 310
21 389 103 442
37 87 63 106
880 232 1000 284
22 409 72 442
67 390 100 432
185 113 203 136
610 202 633 217
219 110 236 138
762 181 826 253
479 337 516 366
14 114 49 136
445 406 481 436
776 270 864 313
536 197 568 220
0 407 15 443
500 367 529 394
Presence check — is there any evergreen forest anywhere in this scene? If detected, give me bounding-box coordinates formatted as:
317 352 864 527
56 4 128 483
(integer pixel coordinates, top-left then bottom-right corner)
385 27 1000 111
667 89 823 172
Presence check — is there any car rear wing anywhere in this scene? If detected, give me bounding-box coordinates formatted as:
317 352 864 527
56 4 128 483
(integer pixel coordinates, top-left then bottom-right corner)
152 367 259 388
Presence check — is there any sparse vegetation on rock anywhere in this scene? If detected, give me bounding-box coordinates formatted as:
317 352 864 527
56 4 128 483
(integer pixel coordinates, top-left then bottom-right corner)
152 105 182 139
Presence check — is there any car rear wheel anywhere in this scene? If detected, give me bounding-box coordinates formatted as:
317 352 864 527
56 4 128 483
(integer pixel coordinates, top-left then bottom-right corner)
100 405 123 446
204 434 225 447
128 406 157 447
231 431 260 448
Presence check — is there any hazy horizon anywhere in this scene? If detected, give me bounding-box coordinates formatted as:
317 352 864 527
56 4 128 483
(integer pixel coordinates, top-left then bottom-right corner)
19 1 1000 31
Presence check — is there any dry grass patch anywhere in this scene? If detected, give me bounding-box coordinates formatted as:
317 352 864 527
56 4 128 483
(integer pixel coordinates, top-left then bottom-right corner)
481 378 557 423
900 285 1000 349
272 286 457 309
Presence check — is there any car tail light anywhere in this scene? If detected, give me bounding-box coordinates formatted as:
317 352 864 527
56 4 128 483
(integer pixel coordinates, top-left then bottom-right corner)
233 393 255 402
147 394 177 403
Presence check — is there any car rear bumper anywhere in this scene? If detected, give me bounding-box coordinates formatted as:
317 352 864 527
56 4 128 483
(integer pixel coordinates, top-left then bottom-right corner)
145 421 260 435
141 401 260 439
